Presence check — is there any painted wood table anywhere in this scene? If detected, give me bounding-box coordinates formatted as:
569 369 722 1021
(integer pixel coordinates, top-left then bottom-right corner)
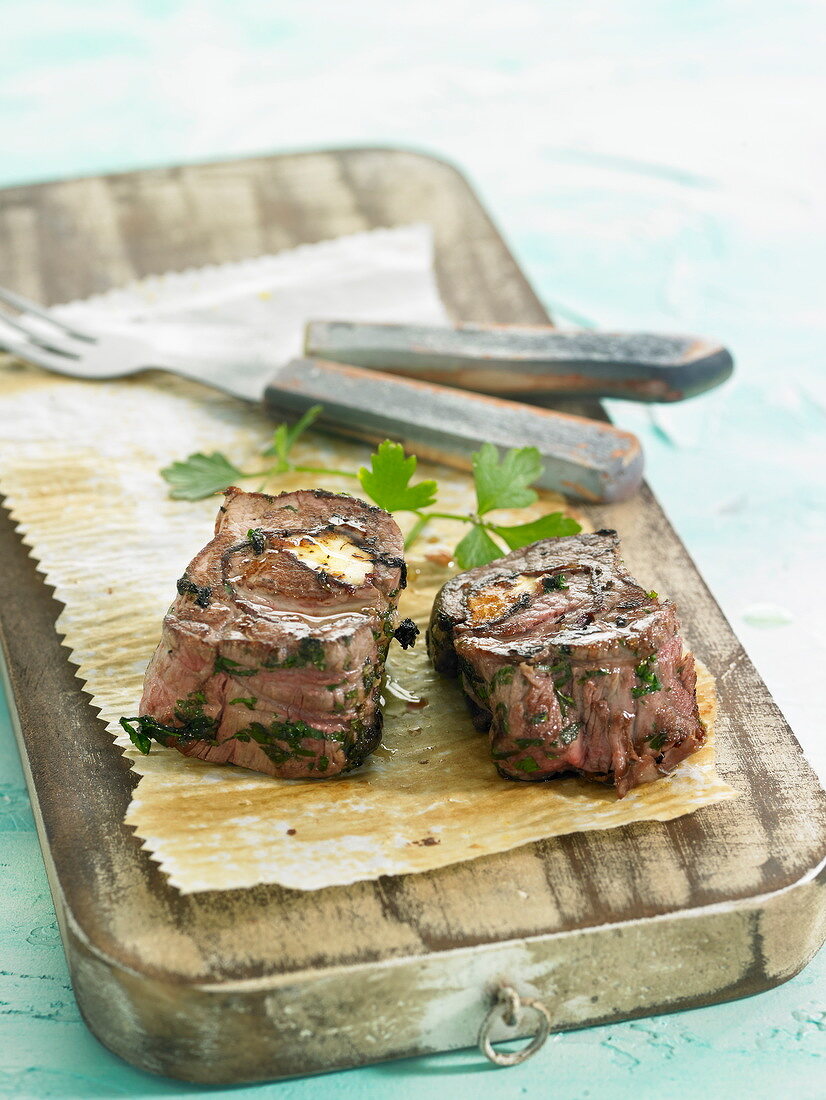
0 146 824 1098
1 6 826 1091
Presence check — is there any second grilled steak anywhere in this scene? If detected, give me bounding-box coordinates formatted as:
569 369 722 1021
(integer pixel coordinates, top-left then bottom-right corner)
134 488 406 778
427 531 705 797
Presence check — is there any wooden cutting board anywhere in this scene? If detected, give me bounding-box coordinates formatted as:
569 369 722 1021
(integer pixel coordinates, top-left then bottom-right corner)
0 148 823 1085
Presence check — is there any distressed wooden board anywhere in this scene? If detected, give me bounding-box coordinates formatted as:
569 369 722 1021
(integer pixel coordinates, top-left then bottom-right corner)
0 148 823 1085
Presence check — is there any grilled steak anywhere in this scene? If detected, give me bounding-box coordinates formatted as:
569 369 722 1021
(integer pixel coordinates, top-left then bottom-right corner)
131 487 406 778
427 530 704 796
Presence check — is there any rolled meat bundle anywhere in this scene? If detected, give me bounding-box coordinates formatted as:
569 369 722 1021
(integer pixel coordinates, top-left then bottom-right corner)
427 530 705 797
129 487 406 778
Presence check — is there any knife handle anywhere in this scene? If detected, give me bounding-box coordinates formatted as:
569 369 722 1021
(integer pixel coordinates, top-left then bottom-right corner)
304 321 733 403
264 358 643 503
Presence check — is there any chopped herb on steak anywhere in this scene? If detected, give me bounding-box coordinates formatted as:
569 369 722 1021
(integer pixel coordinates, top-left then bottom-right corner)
247 527 267 554
427 530 705 797
128 488 406 779
631 654 663 698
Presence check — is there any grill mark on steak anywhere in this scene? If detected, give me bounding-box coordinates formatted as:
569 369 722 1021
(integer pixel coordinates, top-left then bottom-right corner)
427 530 705 797
135 488 406 779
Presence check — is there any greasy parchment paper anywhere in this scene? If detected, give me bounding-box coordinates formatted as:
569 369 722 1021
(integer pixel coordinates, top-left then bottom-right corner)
0 358 737 893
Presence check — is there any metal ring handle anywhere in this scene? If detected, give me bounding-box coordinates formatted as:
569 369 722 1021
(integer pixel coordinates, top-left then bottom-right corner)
478 984 552 1067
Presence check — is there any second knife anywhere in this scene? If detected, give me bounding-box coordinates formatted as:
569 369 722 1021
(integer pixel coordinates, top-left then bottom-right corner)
305 321 733 402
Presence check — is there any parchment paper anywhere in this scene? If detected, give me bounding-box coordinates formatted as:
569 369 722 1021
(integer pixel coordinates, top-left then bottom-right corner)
0 228 737 893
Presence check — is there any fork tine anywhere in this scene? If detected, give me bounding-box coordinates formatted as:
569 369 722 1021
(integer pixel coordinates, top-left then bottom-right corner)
0 307 81 358
0 329 84 375
0 285 96 342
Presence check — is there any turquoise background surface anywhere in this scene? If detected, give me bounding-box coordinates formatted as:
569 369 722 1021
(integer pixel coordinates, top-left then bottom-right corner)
1 1 824 1095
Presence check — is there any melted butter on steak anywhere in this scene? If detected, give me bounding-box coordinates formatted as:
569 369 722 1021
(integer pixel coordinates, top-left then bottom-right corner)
282 531 376 586
465 575 540 625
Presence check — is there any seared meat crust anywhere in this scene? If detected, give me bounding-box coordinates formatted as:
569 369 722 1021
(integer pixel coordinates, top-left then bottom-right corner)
138 488 405 778
427 531 705 796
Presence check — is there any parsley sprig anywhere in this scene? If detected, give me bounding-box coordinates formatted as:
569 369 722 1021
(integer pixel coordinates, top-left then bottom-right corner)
161 405 357 499
161 406 581 568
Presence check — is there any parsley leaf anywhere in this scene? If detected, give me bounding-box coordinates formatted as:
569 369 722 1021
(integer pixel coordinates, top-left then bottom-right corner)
631 655 662 698
358 440 438 512
515 757 541 773
472 443 542 515
492 511 581 550
214 655 257 677
161 452 245 500
120 717 151 754
229 696 258 710
263 404 323 467
454 524 502 569
247 527 266 554
159 409 582 570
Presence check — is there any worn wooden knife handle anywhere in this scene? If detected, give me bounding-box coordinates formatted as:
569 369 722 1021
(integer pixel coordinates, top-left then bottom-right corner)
264 358 643 503
304 321 733 402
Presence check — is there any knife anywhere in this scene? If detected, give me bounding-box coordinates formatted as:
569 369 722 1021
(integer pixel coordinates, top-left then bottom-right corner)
304 321 734 402
0 298 644 504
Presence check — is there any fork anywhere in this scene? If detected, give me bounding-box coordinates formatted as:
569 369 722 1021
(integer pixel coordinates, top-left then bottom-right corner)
0 286 646 503
0 286 289 401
